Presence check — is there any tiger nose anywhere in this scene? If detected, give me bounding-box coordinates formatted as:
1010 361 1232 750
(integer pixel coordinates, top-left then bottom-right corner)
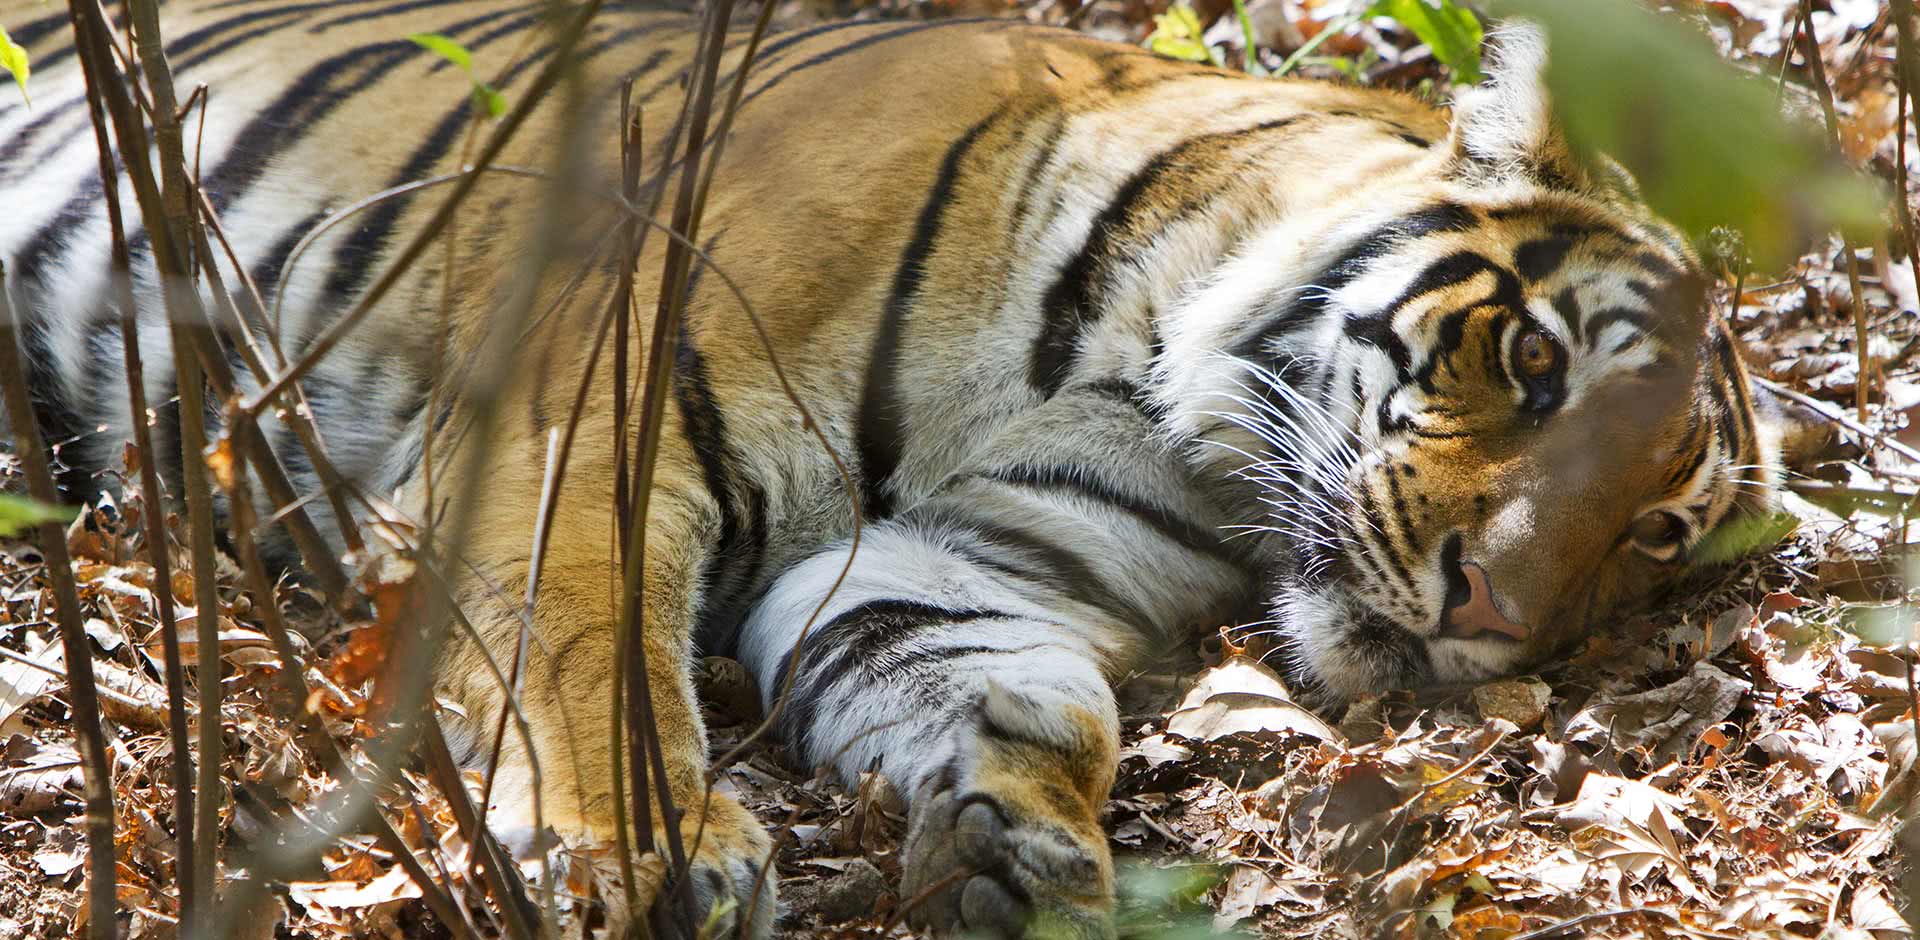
1439 561 1530 641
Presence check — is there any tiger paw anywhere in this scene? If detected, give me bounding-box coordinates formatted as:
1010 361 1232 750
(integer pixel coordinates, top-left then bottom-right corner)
505 792 777 940
899 686 1119 939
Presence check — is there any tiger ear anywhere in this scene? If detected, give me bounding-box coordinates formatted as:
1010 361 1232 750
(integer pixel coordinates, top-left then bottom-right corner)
1749 380 1855 476
1446 23 1582 187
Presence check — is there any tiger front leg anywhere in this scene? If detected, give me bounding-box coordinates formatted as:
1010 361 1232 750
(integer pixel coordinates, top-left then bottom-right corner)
738 522 1129 939
438 485 777 938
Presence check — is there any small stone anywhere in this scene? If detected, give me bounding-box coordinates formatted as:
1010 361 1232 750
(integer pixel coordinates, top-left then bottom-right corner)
1472 677 1552 730
815 858 890 923
694 656 762 725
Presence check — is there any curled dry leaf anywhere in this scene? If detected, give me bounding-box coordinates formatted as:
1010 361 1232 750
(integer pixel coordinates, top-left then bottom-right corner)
0 635 62 734
1164 655 1340 743
141 619 273 670
1565 662 1749 759
0 755 82 816
90 659 173 731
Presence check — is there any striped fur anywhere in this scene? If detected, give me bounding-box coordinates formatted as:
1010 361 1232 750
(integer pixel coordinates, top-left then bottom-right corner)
2 5 1796 935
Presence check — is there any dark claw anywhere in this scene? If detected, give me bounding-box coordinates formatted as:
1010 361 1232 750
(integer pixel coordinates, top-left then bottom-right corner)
955 800 1008 865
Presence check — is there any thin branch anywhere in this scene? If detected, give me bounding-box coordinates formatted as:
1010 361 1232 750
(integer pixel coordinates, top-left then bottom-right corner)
0 265 118 940
240 0 611 419
1796 0 1873 423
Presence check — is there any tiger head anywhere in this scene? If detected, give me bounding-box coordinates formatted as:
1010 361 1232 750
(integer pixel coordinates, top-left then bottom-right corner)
1154 27 1825 699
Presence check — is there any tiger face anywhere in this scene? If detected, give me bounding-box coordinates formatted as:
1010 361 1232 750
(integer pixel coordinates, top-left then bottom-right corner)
1156 29 1781 698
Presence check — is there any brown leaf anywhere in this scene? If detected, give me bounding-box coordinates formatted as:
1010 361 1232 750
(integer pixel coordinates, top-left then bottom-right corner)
0 754 81 816
1565 662 1749 759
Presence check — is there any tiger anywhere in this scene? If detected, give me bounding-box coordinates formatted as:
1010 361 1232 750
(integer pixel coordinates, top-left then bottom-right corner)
0 1 1827 936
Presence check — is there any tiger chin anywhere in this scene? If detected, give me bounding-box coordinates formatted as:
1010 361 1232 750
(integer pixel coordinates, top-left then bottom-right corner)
2 3 1827 939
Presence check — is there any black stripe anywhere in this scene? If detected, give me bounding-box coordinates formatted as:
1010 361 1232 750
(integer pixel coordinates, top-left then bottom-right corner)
780 599 1010 758
1355 480 1418 594
1584 307 1651 350
1383 464 1422 556
977 464 1237 563
1553 285 1584 345
938 514 1156 630
1347 250 1515 380
1029 116 1302 396
308 10 562 306
855 109 1003 520
309 0 507 32
1232 202 1477 362
1514 235 1573 283
0 99 93 180
674 300 768 651
1664 420 1712 490
1008 115 1069 237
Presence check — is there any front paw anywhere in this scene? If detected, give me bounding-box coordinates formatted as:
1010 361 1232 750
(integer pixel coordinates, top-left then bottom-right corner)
899 689 1118 939
901 786 1114 939
499 792 777 940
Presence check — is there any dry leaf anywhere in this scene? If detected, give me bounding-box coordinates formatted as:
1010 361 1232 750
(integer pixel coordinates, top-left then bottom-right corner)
1165 656 1339 743
0 636 63 735
0 755 81 816
1565 662 1748 758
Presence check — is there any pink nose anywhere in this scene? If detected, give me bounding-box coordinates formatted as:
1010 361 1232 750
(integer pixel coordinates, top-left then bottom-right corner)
1439 562 1530 641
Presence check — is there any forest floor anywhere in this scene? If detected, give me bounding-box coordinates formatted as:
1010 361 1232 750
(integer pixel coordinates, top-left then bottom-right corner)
3 1 1920 939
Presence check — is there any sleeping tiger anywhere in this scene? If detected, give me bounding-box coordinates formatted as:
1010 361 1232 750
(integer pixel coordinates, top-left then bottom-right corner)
2 1 1821 936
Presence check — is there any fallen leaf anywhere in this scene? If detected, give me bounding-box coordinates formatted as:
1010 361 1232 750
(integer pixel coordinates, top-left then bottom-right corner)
0 636 63 735
0 754 81 816
1165 655 1339 743
1565 662 1748 759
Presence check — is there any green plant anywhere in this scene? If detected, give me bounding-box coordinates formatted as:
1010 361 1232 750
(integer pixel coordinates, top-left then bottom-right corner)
1145 3 1219 66
1229 0 1268 76
1368 0 1481 82
1497 0 1884 268
1 24 29 107
0 494 70 538
408 32 506 118
1149 0 1483 83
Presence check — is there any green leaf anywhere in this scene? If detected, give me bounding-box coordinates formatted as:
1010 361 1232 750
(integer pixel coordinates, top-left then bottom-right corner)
0 494 71 538
408 32 472 72
1146 3 1213 63
1369 0 1482 83
1496 0 1885 269
0 24 30 108
1148 35 1213 63
471 82 506 119
1692 510 1797 568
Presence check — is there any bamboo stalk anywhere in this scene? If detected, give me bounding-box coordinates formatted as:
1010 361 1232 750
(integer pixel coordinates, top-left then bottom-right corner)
0 266 119 940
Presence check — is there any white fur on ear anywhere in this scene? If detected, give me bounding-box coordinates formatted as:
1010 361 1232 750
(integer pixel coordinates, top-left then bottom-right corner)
1449 21 1553 170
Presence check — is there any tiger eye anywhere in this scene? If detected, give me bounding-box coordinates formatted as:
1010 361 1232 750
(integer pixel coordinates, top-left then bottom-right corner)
1514 329 1559 379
